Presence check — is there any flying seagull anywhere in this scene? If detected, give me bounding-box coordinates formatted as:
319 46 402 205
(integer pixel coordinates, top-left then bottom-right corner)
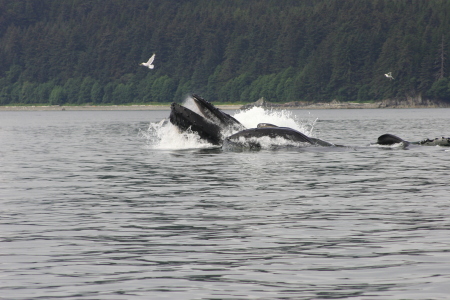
140 53 155 69
384 72 394 80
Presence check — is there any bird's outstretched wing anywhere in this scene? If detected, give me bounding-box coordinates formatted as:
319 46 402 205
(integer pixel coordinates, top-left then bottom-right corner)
147 53 155 64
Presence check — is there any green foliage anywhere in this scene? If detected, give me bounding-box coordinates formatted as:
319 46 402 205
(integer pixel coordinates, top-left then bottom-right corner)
428 78 450 102
0 0 450 105
90 81 103 104
49 85 65 105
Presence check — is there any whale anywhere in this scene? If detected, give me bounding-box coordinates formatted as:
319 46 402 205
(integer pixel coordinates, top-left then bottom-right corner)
376 134 410 146
169 95 335 148
222 123 336 149
253 123 336 147
189 94 244 132
416 137 450 146
169 102 224 145
223 127 315 149
375 133 450 147
169 95 245 145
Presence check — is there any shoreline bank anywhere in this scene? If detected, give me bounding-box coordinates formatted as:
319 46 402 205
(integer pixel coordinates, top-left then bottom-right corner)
1 102 449 111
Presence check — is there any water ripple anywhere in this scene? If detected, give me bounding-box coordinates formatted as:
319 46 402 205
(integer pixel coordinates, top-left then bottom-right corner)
1 110 450 299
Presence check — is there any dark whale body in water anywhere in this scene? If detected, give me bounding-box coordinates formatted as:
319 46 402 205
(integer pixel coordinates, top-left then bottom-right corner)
169 95 336 148
224 127 315 149
376 134 410 146
253 123 336 147
416 137 450 146
376 133 450 147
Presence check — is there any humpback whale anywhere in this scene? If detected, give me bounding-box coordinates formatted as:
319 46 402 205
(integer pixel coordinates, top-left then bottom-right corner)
254 123 336 147
375 133 450 147
170 102 224 145
224 127 315 149
169 94 245 145
376 134 410 146
189 94 244 132
416 137 450 146
169 95 334 148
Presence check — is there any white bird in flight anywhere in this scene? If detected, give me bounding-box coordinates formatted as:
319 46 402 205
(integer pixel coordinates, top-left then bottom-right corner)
384 72 394 80
140 53 155 69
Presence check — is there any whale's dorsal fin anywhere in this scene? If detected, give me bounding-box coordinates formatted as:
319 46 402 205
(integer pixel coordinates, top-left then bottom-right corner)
257 123 278 128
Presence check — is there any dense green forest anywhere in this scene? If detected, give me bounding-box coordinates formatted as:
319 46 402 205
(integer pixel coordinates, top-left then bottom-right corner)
1 0 450 105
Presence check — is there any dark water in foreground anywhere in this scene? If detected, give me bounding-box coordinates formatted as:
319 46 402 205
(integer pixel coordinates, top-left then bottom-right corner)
1 108 450 299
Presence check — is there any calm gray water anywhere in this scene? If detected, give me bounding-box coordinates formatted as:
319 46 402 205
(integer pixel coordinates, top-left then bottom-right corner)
1 108 450 299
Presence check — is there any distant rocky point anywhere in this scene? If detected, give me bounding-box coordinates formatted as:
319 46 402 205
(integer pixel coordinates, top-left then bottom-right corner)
240 97 450 110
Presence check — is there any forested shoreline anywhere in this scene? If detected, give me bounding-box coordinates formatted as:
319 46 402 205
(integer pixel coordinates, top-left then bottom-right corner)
1 0 450 106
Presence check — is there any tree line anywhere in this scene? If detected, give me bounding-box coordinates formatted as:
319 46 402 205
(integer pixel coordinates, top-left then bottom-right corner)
0 0 449 105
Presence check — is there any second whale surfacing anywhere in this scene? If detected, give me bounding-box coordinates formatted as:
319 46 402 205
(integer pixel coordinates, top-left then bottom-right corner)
375 133 450 147
224 123 336 149
376 134 410 147
223 127 314 150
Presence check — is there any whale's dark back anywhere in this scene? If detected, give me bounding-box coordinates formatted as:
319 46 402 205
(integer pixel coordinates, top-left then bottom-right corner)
377 134 408 145
228 127 313 143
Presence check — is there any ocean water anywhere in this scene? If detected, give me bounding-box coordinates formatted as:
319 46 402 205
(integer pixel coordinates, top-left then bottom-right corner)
1 107 450 299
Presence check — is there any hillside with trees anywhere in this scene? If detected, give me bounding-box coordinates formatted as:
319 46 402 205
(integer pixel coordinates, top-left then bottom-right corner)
0 0 449 105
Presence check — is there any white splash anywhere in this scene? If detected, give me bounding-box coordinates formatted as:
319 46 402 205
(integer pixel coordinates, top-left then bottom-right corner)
369 142 409 149
227 135 312 150
141 119 213 150
233 107 317 136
